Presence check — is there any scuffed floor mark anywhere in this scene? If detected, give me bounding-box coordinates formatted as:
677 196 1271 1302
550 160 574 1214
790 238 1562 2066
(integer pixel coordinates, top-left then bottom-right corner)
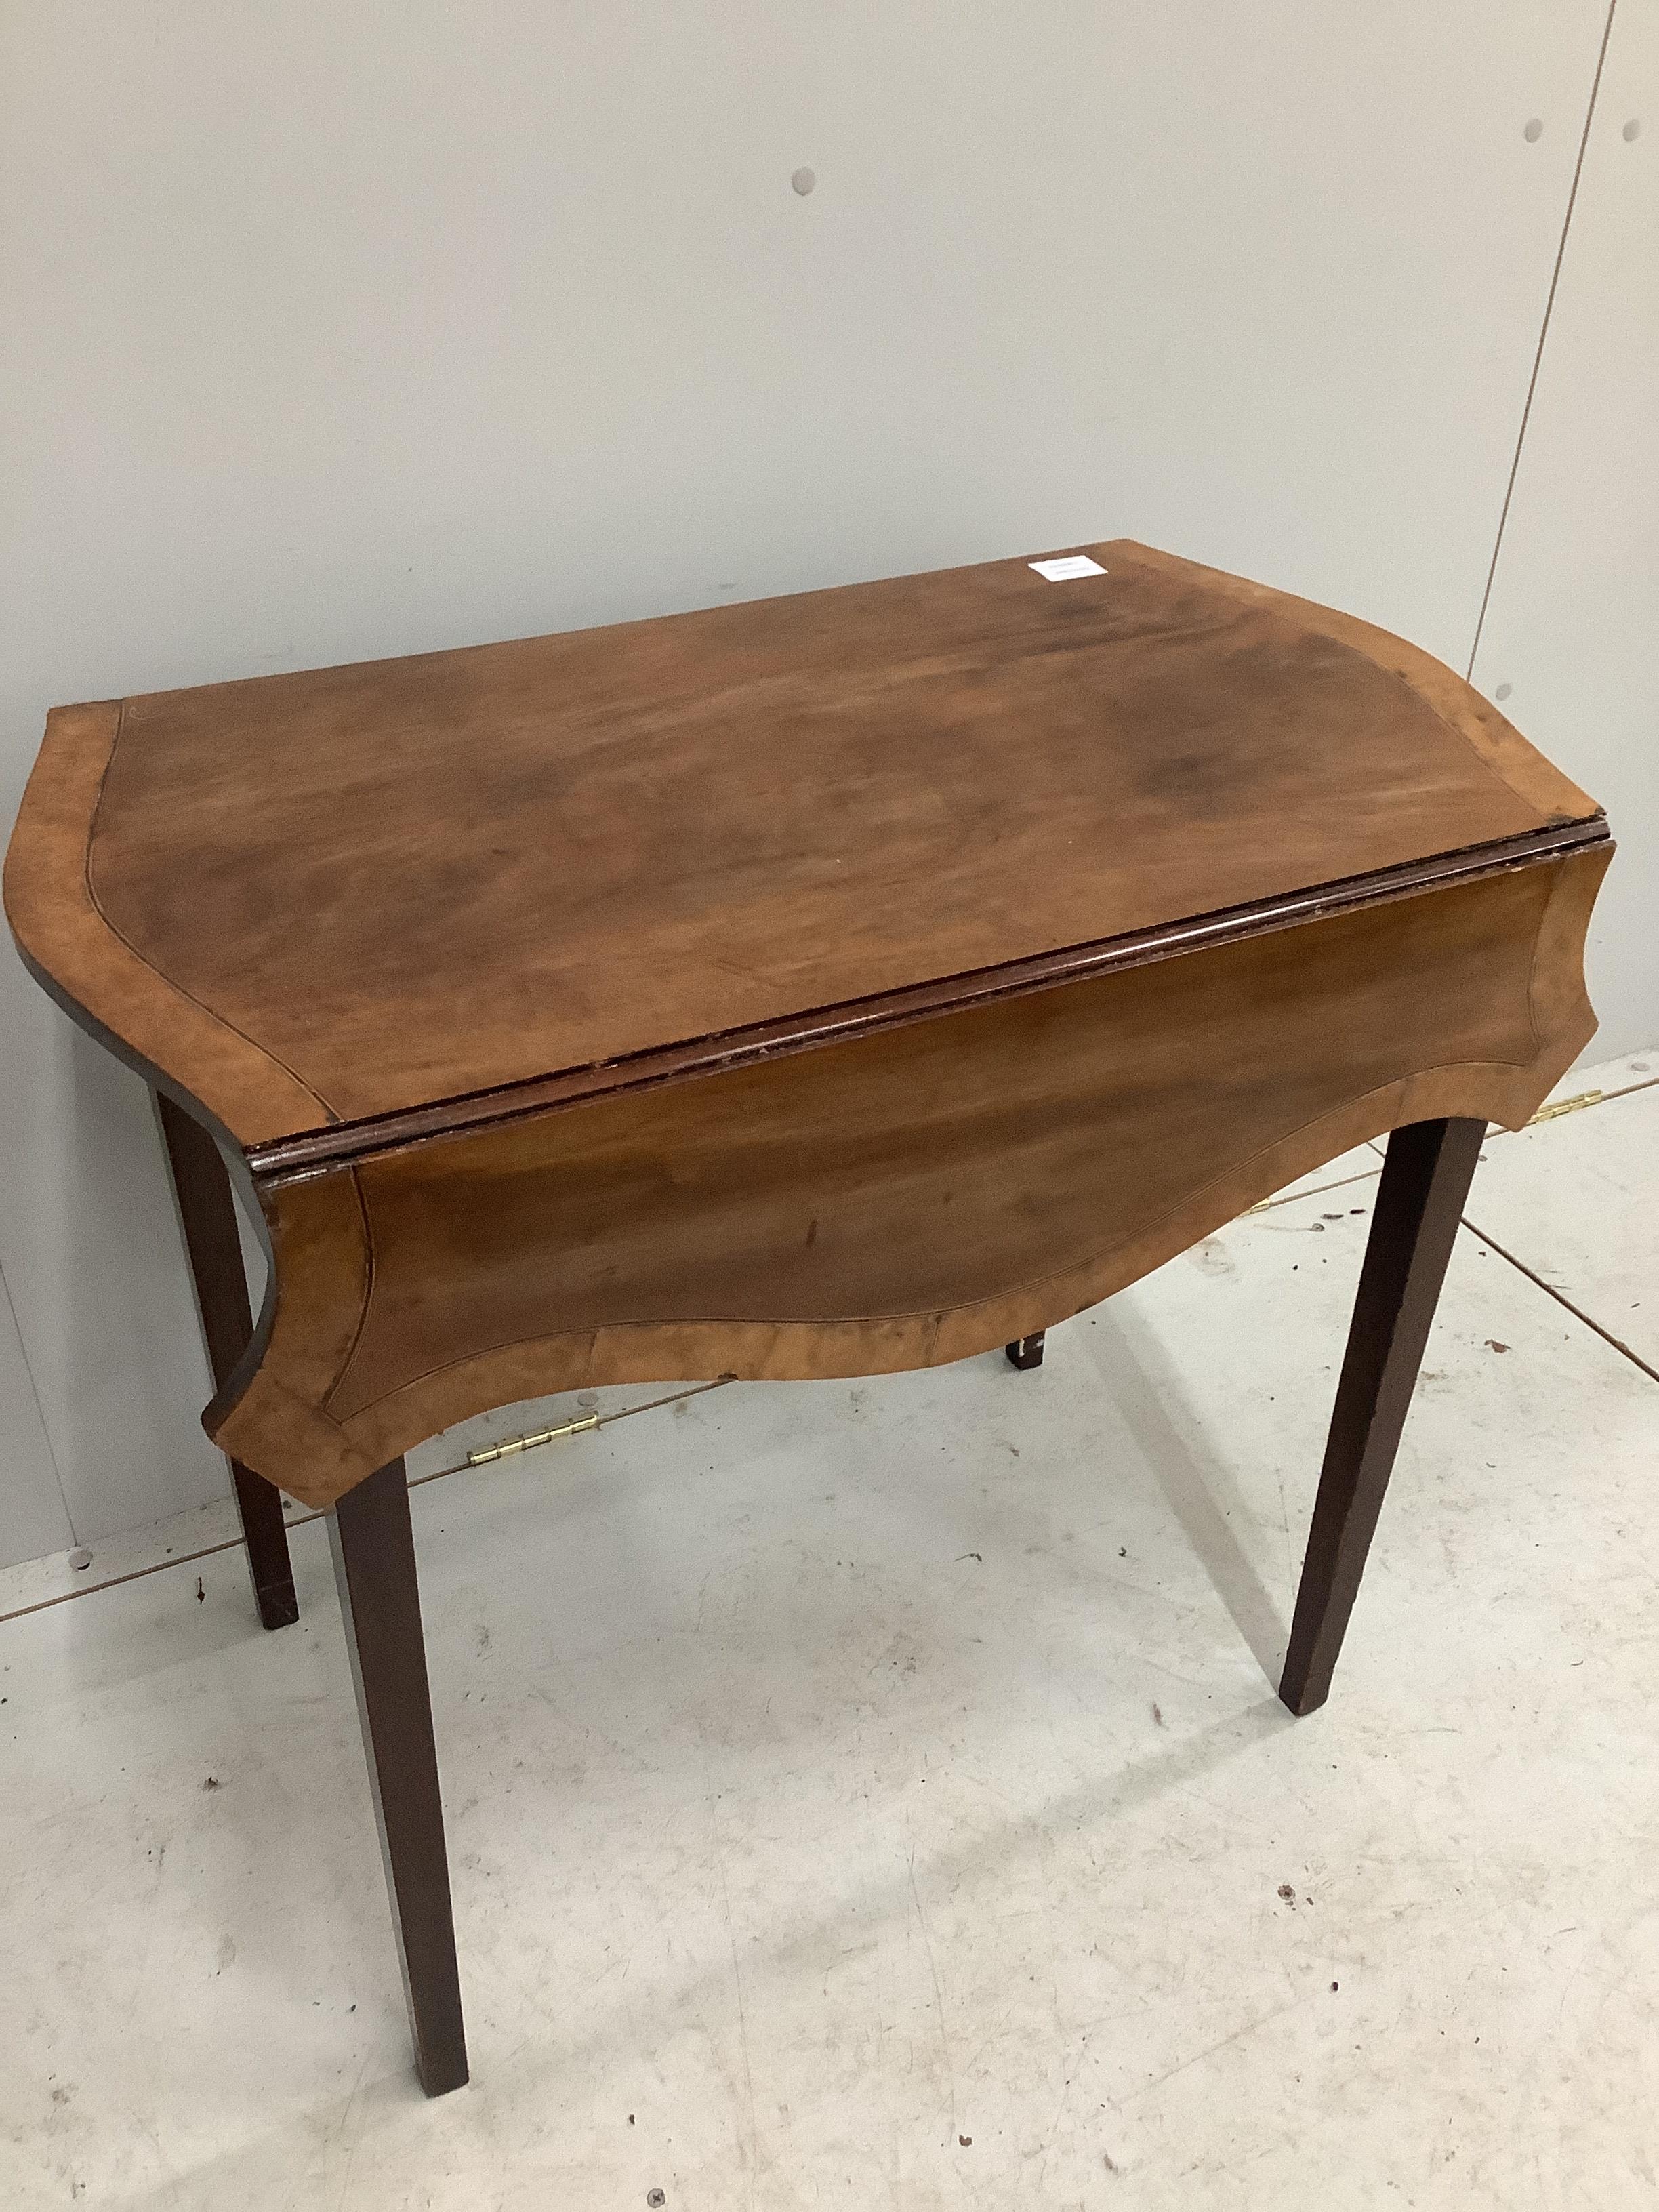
711 1806 764 2208
1189 1239 1235 1279
908 1847 958 2152
1124 1996 1307 2108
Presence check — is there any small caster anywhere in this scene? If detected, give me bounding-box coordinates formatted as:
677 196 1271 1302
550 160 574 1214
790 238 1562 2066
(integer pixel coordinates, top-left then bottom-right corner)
1005 1332 1045 1371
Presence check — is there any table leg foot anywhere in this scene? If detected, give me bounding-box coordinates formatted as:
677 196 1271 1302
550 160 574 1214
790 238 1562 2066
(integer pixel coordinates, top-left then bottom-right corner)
330 1460 468 2096
1005 1331 1046 1370
231 1461 300 1629
1279 1116 1485 1717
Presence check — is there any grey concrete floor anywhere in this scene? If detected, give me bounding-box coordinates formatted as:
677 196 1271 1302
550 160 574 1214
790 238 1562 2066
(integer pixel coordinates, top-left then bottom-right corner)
1 1051 1656 2211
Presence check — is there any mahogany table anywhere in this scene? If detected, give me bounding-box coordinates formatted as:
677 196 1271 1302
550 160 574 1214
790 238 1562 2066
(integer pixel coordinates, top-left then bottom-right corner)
4 540 1610 2096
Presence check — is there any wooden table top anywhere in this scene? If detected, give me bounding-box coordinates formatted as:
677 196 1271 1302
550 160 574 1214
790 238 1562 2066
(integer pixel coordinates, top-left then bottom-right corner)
5 539 1601 1168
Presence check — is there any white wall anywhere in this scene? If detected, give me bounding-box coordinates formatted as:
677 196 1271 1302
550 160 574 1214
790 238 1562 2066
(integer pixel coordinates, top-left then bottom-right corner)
0 2 1645 1564
1470 0 1658 1063
0 1263 64 1561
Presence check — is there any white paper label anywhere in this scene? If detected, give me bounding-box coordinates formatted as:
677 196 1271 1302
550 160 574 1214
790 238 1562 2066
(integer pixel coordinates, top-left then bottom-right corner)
1029 554 1107 581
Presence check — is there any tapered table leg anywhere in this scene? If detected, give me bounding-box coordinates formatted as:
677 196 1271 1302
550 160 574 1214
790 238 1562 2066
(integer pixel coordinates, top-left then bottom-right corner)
155 1090 299 1629
1279 1116 1485 1717
1006 1331 1046 1370
330 1460 468 2097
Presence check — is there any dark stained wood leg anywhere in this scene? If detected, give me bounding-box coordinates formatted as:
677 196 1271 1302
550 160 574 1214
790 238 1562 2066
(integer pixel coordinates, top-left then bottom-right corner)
330 1460 468 2097
154 1090 299 1629
1279 1117 1486 1717
1006 1331 1046 1370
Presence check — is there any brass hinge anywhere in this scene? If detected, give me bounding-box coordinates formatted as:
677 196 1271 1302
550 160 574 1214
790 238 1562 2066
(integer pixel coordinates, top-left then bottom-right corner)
1526 1087 1603 1125
1242 1084 1607 1221
466 1412 600 1466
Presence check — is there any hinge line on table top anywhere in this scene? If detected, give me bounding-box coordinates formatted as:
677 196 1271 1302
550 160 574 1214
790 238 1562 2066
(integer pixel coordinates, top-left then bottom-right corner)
248 815 1611 1188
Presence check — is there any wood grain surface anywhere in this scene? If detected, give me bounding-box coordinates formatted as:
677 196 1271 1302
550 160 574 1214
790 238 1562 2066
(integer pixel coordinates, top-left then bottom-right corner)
212 846 1608 1504
3 538 1612 1505
6 541 1599 1155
